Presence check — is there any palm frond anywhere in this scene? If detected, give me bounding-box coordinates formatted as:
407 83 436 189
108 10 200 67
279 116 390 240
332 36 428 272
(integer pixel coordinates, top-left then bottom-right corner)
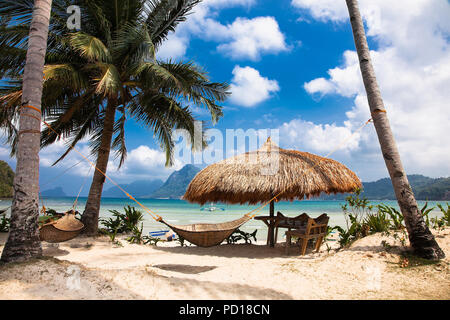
69 32 112 63
146 0 201 49
111 107 127 168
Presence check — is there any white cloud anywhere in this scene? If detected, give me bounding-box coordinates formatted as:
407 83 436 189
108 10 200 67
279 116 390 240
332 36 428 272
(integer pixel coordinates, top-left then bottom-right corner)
229 66 280 107
99 145 186 182
157 1 288 61
36 140 184 183
216 17 289 60
156 33 189 60
287 0 450 180
303 77 335 97
279 118 361 154
205 0 255 8
291 0 348 22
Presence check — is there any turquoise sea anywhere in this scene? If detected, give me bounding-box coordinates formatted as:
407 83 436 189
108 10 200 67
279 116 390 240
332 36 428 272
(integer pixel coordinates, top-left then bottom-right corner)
0 198 446 241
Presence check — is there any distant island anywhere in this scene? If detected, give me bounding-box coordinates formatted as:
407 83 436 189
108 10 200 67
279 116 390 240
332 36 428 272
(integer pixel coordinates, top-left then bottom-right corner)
149 164 200 199
0 160 447 200
103 179 164 198
322 174 450 201
41 187 67 197
103 164 200 199
103 167 449 201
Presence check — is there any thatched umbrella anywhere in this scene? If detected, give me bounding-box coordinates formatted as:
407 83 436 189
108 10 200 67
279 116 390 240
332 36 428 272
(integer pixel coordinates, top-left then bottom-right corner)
183 137 362 246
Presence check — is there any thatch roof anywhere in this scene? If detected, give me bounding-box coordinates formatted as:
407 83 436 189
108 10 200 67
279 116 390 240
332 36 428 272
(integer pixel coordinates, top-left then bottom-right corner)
183 137 362 205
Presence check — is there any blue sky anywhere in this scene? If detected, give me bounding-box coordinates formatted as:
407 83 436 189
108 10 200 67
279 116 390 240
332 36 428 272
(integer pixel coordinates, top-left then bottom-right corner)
1 0 449 196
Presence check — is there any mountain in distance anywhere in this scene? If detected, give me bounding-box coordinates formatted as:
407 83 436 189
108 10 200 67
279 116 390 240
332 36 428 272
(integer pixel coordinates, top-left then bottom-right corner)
41 187 67 197
0 160 14 198
149 164 200 199
103 169 448 201
321 174 450 201
103 179 164 198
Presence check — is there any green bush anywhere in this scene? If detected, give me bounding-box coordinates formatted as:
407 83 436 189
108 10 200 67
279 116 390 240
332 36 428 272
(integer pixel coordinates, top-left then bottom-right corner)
420 202 435 227
0 215 10 232
99 213 124 234
126 223 145 244
122 206 144 232
364 211 391 234
334 189 399 248
99 206 145 245
100 206 144 235
331 191 450 250
226 228 257 244
378 204 404 230
436 203 450 226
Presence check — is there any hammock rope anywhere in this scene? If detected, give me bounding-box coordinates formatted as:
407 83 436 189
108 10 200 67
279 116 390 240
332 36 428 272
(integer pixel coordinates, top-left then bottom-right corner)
20 105 373 246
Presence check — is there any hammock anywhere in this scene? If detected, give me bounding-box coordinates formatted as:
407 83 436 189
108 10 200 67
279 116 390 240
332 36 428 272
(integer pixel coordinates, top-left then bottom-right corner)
159 215 252 247
39 211 84 243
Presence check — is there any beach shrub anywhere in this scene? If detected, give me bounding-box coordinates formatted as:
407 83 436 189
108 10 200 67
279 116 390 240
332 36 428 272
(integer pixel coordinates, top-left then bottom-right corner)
377 204 404 230
226 228 257 244
0 215 9 232
101 206 144 235
126 223 145 244
341 189 373 227
364 210 391 234
121 206 145 232
99 213 124 234
436 203 450 226
143 235 162 246
99 216 122 244
420 202 435 228
335 190 395 248
333 226 353 248
127 223 162 246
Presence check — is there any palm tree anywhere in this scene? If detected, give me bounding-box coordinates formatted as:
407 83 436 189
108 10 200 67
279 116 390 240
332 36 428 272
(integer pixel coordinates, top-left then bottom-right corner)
0 0 53 262
345 0 444 260
0 0 229 236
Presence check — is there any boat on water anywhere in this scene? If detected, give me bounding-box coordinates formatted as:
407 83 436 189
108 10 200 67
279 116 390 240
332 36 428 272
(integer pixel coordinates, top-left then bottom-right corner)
200 203 225 212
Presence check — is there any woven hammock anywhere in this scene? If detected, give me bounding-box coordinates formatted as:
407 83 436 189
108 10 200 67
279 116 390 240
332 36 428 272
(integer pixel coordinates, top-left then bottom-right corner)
39 212 84 243
159 215 252 247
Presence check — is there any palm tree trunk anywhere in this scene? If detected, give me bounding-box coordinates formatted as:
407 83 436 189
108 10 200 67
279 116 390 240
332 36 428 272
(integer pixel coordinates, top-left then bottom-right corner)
1 0 53 263
345 0 444 260
81 102 117 236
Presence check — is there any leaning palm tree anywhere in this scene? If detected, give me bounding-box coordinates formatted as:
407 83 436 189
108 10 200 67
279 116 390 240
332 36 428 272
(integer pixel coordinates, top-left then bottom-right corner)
345 0 444 260
0 0 53 262
0 0 229 236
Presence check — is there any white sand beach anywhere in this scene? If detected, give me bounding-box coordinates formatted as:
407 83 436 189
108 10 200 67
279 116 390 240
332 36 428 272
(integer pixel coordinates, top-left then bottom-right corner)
1 228 449 300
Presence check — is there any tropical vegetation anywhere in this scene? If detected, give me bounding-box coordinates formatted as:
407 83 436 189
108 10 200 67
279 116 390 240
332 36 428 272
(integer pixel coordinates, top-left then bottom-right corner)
0 0 230 236
0 160 14 198
331 189 449 249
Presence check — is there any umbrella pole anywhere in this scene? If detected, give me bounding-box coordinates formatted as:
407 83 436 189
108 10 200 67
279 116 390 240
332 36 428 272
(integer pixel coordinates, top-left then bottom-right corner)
269 200 275 247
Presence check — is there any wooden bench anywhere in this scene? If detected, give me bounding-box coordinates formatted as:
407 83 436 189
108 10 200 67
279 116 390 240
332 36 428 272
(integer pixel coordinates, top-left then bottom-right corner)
285 214 329 255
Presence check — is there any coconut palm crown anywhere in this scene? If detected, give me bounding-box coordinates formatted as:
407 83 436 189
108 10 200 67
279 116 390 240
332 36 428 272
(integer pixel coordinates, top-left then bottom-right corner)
0 0 230 234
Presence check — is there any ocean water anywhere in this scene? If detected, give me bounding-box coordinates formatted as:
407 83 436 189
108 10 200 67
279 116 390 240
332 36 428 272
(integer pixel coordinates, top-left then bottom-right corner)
0 198 446 241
